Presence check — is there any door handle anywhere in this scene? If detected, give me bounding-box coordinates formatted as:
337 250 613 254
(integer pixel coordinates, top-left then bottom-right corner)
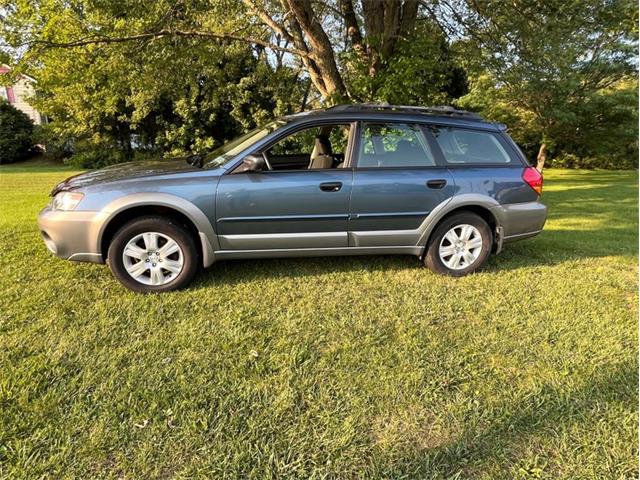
426 179 447 189
320 182 342 192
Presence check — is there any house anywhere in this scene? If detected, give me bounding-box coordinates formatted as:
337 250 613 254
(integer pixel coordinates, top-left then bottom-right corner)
0 66 47 125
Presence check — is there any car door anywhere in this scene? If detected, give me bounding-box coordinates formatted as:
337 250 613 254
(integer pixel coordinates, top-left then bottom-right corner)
348 122 455 247
215 123 354 251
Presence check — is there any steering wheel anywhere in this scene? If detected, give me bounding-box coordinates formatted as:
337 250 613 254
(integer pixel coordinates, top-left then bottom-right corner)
262 152 273 171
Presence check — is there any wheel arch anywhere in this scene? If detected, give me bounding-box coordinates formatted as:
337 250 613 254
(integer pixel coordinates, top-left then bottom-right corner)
98 194 218 267
419 196 501 258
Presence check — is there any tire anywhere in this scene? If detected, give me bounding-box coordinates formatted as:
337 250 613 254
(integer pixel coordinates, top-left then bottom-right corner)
107 216 199 293
423 212 492 277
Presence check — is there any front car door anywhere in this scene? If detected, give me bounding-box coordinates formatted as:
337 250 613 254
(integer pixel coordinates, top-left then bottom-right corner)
215 122 355 251
348 121 455 247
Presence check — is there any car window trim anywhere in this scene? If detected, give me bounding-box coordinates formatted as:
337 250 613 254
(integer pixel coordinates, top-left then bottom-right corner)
352 120 445 170
227 120 357 174
343 120 359 169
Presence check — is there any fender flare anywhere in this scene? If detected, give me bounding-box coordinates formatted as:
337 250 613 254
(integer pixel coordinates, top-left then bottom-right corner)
98 193 218 267
416 194 502 248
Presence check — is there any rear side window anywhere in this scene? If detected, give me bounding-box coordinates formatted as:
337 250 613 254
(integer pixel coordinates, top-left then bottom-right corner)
431 127 512 164
358 123 436 168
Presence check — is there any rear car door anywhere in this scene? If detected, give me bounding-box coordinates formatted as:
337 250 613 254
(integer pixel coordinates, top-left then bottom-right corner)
215 123 354 250
348 122 455 247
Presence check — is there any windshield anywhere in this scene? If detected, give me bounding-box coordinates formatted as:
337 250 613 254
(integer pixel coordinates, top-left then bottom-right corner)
203 120 286 168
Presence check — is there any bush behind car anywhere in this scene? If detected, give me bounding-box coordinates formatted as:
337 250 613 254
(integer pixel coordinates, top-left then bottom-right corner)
0 101 35 164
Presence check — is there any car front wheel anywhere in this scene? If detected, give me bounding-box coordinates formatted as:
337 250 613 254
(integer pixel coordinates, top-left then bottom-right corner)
424 212 492 276
108 216 199 293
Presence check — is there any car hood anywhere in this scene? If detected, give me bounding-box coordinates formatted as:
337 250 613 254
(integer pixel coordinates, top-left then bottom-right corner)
52 158 200 194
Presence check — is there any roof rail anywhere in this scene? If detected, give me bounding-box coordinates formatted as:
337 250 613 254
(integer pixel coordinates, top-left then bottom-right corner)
327 103 483 120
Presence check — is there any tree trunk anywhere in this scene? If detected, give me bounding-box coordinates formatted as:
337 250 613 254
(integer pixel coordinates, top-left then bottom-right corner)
300 79 311 111
361 0 418 77
249 0 417 101
361 0 385 76
284 0 348 102
340 0 364 53
536 143 547 172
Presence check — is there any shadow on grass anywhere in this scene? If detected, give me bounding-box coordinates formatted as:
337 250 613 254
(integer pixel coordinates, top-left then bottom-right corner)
416 359 638 477
195 255 422 289
194 238 636 291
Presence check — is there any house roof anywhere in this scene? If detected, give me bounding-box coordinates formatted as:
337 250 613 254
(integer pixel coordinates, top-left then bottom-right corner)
0 65 37 83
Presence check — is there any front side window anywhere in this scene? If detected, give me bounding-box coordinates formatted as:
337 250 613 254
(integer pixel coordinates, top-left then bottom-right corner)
357 123 436 168
431 127 512 164
264 124 351 170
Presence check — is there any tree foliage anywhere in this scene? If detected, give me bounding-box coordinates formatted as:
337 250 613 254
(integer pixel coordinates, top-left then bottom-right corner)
0 0 636 167
0 101 34 164
1 0 464 102
1 1 309 158
431 0 638 165
34 44 308 157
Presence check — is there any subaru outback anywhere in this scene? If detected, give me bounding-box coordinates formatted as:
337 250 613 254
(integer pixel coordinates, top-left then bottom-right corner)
38 104 547 293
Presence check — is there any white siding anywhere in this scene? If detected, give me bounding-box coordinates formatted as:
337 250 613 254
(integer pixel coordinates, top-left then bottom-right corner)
10 78 44 125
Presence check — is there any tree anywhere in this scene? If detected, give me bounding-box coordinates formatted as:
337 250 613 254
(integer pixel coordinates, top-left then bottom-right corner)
429 0 638 168
34 39 304 154
4 9 308 157
0 0 469 163
1 1 463 104
343 20 468 103
1 0 635 169
0 101 34 164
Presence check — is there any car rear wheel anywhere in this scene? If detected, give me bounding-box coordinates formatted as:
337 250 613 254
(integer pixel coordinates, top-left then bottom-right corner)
108 216 199 293
424 212 492 276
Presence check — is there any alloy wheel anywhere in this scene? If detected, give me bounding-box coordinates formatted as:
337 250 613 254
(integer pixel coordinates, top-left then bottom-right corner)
438 224 483 270
122 232 184 286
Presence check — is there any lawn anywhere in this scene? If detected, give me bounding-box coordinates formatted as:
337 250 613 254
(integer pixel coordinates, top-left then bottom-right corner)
0 161 637 479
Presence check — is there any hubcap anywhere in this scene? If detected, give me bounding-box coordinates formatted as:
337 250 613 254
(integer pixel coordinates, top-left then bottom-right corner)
122 232 184 286
438 224 483 270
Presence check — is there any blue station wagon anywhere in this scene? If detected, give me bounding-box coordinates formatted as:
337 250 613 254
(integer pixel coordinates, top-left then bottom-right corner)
38 104 547 292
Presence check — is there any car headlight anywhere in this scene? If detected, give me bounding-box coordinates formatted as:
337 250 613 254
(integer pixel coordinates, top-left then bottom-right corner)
51 191 84 211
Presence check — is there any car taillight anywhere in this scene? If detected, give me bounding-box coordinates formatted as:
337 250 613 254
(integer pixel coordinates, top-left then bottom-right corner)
522 167 543 195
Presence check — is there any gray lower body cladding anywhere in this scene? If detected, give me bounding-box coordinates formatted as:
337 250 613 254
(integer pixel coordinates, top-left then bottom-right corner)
38 200 547 266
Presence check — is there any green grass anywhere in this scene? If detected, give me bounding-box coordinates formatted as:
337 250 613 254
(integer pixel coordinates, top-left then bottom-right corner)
0 162 637 479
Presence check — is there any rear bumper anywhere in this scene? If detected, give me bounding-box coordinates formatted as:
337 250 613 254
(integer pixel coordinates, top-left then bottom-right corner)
37 206 108 263
491 200 547 243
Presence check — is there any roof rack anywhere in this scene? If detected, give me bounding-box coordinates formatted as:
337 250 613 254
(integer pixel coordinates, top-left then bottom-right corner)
327 103 483 120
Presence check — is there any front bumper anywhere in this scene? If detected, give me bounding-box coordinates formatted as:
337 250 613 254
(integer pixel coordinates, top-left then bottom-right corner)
37 206 109 263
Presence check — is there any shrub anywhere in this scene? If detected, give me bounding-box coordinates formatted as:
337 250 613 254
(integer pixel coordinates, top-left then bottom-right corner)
0 101 34 164
65 148 129 169
131 150 161 163
548 153 638 170
65 147 160 169
34 124 74 162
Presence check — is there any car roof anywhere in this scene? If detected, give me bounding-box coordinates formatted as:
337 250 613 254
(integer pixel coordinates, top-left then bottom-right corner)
283 104 506 131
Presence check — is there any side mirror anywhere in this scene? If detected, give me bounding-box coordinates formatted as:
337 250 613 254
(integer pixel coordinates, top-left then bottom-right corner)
240 153 266 172
185 154 204 168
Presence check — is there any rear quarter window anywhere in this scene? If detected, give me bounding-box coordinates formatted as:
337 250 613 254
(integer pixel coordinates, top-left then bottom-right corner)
430 127 513 165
